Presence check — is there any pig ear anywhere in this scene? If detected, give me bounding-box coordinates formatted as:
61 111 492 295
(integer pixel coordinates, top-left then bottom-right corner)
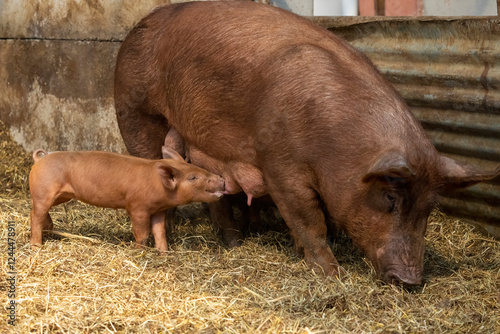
438 155 500 190
156 162 179 190
362 152 415 185
162 146 184 161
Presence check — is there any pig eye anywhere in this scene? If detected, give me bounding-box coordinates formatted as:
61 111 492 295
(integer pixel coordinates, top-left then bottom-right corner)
187 175 197 181
386 194 396 213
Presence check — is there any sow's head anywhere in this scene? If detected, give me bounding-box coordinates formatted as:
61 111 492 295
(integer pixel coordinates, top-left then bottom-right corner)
341 150 500 286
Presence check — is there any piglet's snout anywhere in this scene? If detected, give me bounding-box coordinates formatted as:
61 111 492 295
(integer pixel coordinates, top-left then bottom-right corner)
206 175 225 195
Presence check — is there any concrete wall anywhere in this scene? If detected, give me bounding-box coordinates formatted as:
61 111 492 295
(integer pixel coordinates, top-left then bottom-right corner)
1 39 122 152
0 0 171 153
0 0 169 40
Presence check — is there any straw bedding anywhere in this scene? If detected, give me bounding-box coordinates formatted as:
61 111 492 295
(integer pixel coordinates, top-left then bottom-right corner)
0 120 498 333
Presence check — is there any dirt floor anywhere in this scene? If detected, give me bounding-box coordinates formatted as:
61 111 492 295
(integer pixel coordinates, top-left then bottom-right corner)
0 120 499 333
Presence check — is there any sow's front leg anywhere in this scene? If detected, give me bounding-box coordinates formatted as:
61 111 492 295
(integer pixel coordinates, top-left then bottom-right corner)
267 178 344 278
209 196 245 248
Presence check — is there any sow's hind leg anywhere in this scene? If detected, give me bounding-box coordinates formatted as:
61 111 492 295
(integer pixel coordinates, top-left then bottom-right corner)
267 178 344 278
114 60 168 159
115 103 168 159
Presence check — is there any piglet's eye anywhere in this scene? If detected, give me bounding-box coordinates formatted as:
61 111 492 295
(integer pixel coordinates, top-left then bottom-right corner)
188 175 197 181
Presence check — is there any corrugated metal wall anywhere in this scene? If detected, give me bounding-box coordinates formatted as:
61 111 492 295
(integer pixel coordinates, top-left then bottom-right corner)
317 18 500 237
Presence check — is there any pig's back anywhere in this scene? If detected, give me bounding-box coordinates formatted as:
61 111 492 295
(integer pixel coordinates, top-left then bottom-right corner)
30 151 160 209
115 1 416 172
117 2 382 154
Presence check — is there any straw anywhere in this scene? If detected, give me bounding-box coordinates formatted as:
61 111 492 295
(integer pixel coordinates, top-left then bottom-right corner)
1 120 498 333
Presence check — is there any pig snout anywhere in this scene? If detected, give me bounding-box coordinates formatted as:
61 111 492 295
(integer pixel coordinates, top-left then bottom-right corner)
206 175 225 197
375 240 424 287
383 266 422 287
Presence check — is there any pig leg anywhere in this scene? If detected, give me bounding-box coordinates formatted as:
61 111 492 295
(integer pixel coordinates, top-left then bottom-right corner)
236 199 263 234
30 206 50 246
226 192 251 234
248 199 267 233
116 109 168 160
30 212 54 246
30 195 69 246
129 210 152 249
209 196 244 248
234 199 252 234
268 184 343 278
165 208 176 241
151 211 168 252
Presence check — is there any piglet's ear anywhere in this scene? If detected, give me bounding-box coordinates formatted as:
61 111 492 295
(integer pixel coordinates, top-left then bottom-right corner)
162 146 184 162
362 151 415 185
438 155 500 190
156 162 179 190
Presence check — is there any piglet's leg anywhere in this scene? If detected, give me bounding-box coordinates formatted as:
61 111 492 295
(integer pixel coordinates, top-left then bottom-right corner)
165 208 176 242
129 210 152 249
268 182 344 278
151 210 168 252
30 207 49 246
30 199 58 247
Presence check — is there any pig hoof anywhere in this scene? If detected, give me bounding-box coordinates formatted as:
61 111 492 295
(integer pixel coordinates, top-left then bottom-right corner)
30 243 42 250
221 231 243 248
310 263 346 279
228 239 242 248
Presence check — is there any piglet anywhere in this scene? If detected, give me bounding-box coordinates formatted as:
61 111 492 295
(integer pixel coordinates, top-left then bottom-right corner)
29 148 225 251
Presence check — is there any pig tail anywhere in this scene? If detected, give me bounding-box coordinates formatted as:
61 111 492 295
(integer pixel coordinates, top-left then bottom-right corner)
33 149 48 162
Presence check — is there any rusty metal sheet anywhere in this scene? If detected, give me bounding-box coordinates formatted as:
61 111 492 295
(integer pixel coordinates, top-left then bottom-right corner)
315 18 500 238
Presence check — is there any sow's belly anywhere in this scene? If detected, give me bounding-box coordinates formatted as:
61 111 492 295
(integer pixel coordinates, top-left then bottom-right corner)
187 146 267 205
